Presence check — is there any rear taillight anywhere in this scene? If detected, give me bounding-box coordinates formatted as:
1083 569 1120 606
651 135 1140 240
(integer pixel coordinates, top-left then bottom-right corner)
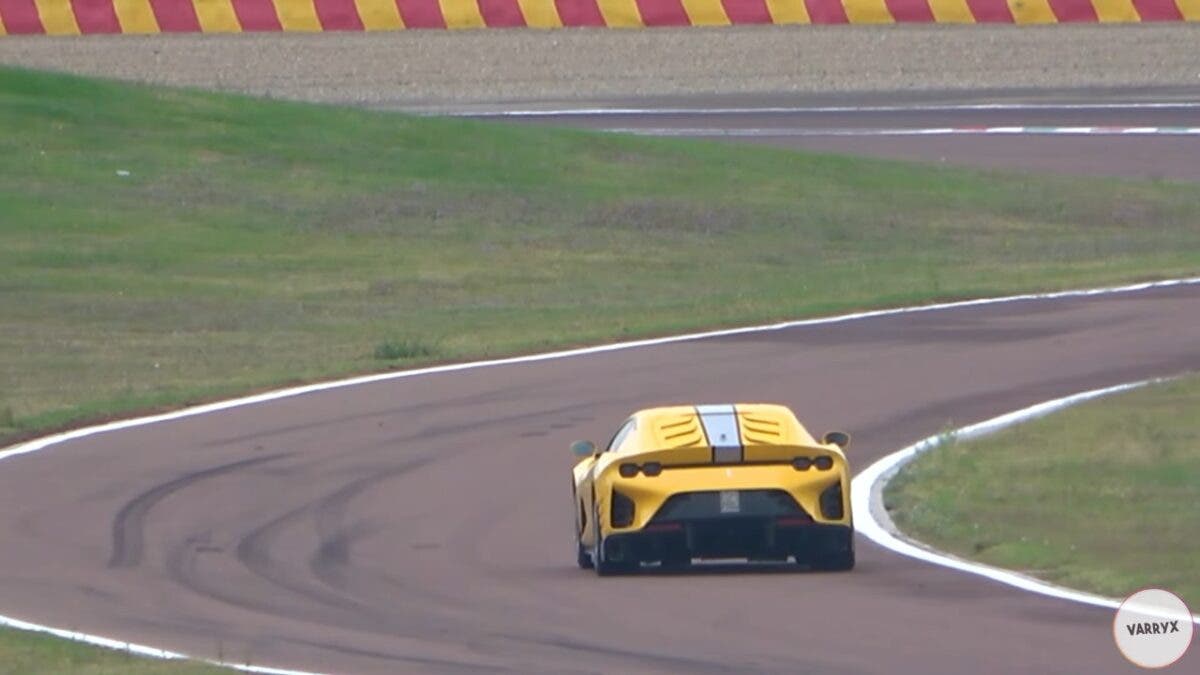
611 489 636 528
617 462 663 477
794 456 835 471
820 481 845 519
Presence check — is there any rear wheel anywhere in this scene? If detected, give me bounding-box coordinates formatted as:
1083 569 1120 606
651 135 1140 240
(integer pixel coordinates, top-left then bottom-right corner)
593 501 636 576
572 480 594 569
595 542 637 576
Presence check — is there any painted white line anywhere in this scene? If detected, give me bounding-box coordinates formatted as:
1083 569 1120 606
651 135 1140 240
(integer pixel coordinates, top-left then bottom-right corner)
851 379 1200 627
2 275 1200 672
601 126 1200 138
447 101 1200 118
0 612 314 674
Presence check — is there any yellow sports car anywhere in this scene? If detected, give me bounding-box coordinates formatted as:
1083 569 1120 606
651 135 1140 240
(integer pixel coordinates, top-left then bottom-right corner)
570 403 853 575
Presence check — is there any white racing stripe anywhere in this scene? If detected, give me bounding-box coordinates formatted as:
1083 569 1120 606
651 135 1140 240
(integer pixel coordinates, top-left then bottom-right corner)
2 275 1200 671
696 404 743 463
851 380 1200 627
448 101 1200 118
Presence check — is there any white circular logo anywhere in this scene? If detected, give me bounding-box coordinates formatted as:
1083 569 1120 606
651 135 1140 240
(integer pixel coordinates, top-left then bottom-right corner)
1113 588 1194 669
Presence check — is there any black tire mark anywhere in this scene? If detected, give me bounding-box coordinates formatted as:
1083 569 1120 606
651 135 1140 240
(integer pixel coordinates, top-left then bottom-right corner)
232 456 433 612
109 453 290 568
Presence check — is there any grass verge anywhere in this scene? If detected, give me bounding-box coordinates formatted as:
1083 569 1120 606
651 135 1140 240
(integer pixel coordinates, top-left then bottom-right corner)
885 375 1200 608
4 66 1200 446
1 63 1199 670
0 627 227 675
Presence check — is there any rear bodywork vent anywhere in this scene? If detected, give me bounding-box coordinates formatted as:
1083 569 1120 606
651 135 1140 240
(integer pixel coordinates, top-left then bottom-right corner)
650 413 706 449
740 414 785 445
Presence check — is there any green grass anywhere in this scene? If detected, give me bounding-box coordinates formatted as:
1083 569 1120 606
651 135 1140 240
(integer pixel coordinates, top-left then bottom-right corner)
4 67 1199 445
886 375 1200 608
0 627 228 674
4 66 1200 444
373 336 440 361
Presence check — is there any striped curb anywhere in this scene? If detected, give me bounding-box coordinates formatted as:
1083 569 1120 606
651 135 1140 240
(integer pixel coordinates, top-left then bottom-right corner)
1 0 1197 35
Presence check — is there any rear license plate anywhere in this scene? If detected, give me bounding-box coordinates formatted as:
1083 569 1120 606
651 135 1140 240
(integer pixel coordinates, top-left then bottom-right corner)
719 490 740 514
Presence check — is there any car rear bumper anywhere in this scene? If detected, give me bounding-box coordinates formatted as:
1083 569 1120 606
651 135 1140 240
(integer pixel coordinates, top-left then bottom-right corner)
603 517 852 564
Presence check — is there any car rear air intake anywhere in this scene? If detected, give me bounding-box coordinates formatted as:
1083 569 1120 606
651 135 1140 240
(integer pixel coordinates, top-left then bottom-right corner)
611 489 636 528
820 482 845 520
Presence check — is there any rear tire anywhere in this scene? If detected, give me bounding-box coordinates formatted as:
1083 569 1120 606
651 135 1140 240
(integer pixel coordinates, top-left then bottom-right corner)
593 502 636 576
595 544 637 576
576 541 593 569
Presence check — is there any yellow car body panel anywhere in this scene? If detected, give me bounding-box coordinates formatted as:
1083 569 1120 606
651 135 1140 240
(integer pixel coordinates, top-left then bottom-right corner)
571 403 854 573
593 454 848 533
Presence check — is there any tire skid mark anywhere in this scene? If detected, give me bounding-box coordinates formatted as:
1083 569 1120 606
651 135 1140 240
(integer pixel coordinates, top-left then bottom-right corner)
164 534 336 626
404 399 606 443
199 387 534 449
163 454 486 653
273 634 505 672
513 634 763 673
304 462 429 591
231 457 434 614
296 452 504 620
108 453 291 569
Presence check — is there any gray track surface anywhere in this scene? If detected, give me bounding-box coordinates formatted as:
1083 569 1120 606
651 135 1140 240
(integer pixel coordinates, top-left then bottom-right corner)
2 25 1200 675
1 285 1198 674
466 89 1200 180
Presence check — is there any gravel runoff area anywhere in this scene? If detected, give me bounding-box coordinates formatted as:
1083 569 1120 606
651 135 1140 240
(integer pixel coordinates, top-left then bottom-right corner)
1 25 1200 108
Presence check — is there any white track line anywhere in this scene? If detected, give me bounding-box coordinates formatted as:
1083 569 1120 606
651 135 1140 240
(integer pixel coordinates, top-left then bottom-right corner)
450 101 1200 117
0 613 307 674
603 126 1200 138
3 276 1200 672
851 379 1200 627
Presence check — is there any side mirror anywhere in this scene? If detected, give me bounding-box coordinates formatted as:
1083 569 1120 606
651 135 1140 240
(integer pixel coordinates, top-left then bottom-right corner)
822 431 850 449
570 440 597 458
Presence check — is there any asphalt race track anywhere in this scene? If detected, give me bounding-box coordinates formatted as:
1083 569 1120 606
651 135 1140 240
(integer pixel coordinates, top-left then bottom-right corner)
463 88 1200 181
1 92 1199 674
